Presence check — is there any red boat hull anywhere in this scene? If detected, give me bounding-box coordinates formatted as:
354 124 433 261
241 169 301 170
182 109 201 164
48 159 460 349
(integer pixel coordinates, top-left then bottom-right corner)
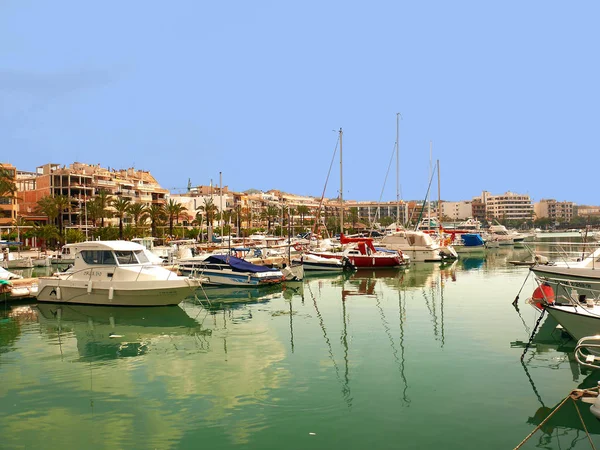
308 251 403 268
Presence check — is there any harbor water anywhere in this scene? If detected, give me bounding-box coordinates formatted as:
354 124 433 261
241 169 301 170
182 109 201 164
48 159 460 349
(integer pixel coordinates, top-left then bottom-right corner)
1 241 599 449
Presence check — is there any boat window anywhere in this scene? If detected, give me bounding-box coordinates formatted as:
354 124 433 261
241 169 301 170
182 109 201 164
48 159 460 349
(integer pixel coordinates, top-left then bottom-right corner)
80 250 116 265
134 250 149 264
114 251 138 265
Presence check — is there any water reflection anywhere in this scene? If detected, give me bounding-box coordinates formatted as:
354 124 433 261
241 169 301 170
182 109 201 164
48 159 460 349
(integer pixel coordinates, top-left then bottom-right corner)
36 303 205 361
514 313 600 448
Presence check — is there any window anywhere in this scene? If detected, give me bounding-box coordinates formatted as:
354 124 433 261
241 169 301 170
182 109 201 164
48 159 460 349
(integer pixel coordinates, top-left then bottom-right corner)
114 251 137 265
134 250 149 264
81 250 116 265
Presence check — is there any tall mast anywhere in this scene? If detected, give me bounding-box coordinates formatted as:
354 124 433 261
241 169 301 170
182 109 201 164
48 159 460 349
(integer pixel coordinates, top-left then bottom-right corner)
437 159 441 225
219 171 223 238
339 128 344 235
396 113 400 225
428 141 432 222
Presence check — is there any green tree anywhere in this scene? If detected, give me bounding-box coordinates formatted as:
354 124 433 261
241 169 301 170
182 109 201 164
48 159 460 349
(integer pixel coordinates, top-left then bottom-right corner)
296 205 310 231
165 199 188 238
145 203 166 237
349 207 359 231
0 166 16 200
261 205 280 233
111 196 131 240
95 189 112 227
127 202 148 227
197 198 218 229
32 224 60 251
35 195 72 245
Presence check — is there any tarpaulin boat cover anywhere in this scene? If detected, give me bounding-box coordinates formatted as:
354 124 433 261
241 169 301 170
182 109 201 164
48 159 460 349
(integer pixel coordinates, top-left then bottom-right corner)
204 254 278 273
462 233 485 247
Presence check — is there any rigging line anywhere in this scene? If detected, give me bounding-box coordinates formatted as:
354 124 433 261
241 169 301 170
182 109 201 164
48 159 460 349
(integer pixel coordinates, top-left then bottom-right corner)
414 163 438 231
397 289 411 405
307 281 352 409
375 293 410 405
369 143 398 230
312 134 340 237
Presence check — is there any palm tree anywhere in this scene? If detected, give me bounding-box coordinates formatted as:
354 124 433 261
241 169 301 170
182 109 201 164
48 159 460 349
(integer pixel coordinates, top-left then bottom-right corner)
53 195 72 243
86 197 103 228
349 207 359 231
0 166 17 199
197 198 218 229
297 205 310 230
261 205 280 233
35 195 71 244
111 196 131 240
95 189 112 227
31 224 60 251
165 199 188 238
127 202 147 227
145 203 166 237
233 204 242 236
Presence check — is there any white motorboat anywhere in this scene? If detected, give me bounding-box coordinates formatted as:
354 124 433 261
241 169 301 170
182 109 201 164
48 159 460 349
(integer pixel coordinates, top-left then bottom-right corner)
379 229 457 262
294 253 355 272
485 225 516 245
51 245 77 264
37 240 202 306
32 255 52 267
177 254 285 287
0 266 22 280
530 246 600 295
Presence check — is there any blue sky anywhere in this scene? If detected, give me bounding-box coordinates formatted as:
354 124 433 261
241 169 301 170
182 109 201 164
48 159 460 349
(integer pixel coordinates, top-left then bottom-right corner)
1 1 598 205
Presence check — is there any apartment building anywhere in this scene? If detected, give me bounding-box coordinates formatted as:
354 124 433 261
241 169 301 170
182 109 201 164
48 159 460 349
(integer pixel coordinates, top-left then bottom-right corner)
0 163 18 227
475 191 534 221
18 162 168 227
534 199 575 221
440 201 473 220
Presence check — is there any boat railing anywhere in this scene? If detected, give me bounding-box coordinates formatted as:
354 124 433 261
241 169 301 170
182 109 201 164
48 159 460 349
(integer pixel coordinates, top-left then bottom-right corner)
524 241 600 268
531 276 600 306
574 335 600 370
55 263 182 285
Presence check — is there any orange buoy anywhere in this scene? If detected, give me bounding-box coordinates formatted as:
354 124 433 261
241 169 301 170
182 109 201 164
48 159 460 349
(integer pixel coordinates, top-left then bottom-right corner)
532 282 555 310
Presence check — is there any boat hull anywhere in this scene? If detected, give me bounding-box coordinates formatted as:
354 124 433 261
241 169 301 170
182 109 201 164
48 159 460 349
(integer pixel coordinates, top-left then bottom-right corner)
36 278 198 306
179 268 284 287
530 266 600 295
309 252 403 269
545 304 600 341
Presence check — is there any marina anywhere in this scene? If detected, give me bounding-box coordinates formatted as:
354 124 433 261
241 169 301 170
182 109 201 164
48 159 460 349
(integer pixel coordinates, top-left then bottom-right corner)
2 237 600 449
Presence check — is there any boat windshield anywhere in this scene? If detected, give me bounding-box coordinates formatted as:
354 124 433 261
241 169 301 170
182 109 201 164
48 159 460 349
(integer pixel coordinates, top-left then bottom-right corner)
80 250 117 265
114 250 149 265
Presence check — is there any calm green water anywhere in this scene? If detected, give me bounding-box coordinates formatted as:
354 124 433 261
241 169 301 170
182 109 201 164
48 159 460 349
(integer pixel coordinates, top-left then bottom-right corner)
1 244 599 449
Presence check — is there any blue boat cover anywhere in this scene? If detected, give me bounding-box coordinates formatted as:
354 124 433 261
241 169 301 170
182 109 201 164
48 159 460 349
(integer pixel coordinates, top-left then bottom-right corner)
462 233 485 247
204 254 278 273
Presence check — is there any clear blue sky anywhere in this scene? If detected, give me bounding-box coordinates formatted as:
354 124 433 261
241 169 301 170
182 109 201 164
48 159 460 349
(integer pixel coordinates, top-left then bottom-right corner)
1 1 598 205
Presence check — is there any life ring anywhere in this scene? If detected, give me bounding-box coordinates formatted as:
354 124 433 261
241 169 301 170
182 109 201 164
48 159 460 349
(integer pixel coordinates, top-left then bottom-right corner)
293 243 303 251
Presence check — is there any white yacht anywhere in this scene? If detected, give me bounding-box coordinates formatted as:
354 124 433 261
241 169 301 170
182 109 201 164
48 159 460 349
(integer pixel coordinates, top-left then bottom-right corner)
379 229 457 262
37 241 202 306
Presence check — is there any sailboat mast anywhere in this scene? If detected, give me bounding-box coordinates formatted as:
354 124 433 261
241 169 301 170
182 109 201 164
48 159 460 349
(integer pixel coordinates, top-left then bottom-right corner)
339 128 344 235
396 113 400 225
437 159 441 226
428 141 432 222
